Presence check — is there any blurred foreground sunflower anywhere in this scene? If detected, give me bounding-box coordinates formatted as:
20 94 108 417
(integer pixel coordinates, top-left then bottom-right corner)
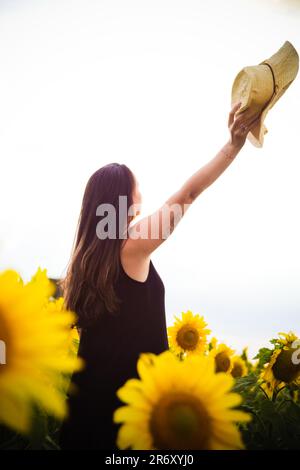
167 310 210 357
0 268 83 433
45 296 80 357
113 351 250 450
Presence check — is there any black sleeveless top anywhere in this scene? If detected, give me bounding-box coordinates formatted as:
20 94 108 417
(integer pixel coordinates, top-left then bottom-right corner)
59 259 169 450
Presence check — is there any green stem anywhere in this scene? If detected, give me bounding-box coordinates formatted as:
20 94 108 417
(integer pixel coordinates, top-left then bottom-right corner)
259 385 270 400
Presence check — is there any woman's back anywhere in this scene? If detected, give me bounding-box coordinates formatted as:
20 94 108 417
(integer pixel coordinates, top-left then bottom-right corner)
59 258 169 450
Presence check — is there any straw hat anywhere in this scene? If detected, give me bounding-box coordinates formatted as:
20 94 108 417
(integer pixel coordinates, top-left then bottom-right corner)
231 41 299 147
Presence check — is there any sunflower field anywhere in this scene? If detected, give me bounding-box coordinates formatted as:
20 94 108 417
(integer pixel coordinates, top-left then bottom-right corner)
0 269 299 450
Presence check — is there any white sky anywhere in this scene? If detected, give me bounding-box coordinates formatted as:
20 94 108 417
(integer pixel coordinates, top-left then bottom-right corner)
0 0 299 357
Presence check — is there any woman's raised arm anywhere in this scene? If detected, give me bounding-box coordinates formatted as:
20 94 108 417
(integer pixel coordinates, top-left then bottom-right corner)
124 103 262 258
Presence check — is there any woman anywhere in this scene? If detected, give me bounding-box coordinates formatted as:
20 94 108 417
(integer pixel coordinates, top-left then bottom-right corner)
59 102 262 450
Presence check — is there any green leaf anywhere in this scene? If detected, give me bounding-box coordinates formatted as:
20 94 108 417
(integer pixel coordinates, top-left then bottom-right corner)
253 347 273 369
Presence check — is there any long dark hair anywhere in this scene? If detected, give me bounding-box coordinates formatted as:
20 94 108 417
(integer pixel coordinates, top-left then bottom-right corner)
61 163 135 328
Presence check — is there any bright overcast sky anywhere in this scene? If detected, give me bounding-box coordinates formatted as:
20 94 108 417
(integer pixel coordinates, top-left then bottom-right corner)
0 0 299 356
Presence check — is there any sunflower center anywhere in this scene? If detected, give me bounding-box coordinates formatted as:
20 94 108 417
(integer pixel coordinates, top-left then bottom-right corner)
215 352 231 373
272 348 300 383
176 326 200 351
149 392 212 450
231 363 243 378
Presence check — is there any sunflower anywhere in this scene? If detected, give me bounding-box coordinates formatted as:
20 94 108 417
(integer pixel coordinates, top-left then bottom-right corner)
260 331 300 399
113 351 250 450
167 310 211 357
209 340 235 374
0 268 83 433
260 349 284 399
231 356 248 378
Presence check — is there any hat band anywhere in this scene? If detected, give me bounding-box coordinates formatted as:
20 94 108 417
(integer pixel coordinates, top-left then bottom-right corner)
260 62 277 112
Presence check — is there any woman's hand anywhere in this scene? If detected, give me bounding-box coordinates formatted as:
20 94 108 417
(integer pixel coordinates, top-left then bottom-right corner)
228 102 262 149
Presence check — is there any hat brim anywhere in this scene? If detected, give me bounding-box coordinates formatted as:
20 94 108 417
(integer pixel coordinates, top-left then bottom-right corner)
246 102 271 148
244 79 296 147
